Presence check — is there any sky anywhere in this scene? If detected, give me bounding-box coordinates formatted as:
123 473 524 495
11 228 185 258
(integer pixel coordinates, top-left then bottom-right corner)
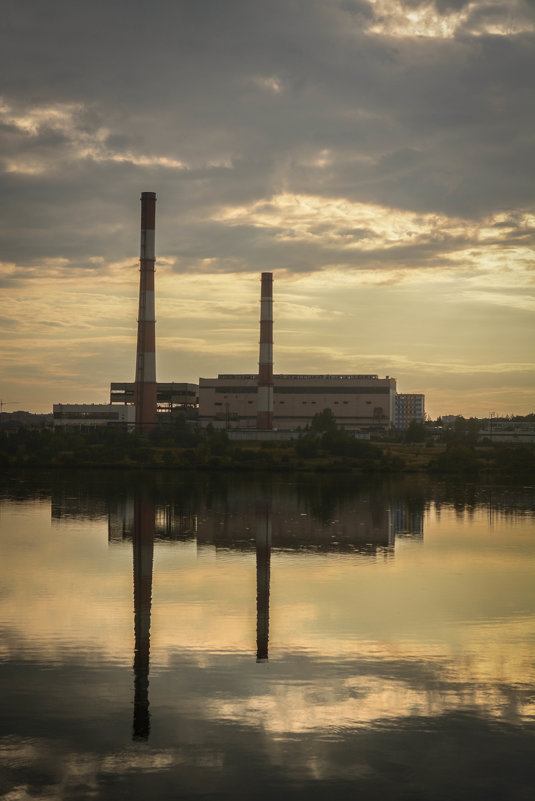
0 0 534 418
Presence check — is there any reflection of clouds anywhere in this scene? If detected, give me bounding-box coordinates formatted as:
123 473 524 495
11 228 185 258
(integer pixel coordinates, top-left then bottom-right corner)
0 737 224 800
102 749 223 772
213 678 443 735
0 484 535 801
211 634 535 736
2 501 534 673
1 492 534 772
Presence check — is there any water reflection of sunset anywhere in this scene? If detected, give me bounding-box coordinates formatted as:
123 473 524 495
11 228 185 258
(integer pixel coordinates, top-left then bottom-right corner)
1 490 533 736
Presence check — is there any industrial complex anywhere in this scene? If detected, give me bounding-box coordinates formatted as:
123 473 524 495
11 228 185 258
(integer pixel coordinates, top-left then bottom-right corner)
52 192 425 434
198 374 397 433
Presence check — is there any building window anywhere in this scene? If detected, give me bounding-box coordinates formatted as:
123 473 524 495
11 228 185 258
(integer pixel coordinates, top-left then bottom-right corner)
215 402 222 406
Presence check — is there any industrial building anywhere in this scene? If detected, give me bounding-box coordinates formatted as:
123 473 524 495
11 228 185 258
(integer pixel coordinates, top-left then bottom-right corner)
394 394 425 429
53 403 135 429
198 373 396 432
110 382 198 414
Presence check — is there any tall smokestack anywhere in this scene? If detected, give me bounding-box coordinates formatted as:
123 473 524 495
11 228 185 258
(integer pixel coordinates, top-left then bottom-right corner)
257 272 273 429
134 192 157 432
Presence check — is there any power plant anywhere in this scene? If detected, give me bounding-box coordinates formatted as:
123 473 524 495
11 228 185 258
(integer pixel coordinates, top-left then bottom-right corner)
52 191 426 432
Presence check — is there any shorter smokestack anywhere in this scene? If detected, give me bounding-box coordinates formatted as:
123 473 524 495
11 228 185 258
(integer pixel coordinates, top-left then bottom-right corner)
257 272 273 429
134 192 157 432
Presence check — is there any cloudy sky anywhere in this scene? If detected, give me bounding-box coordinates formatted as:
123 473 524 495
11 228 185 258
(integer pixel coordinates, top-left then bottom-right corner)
1 0 534 417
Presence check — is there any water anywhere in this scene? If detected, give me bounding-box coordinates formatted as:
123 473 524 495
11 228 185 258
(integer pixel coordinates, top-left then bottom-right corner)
1 471 534 800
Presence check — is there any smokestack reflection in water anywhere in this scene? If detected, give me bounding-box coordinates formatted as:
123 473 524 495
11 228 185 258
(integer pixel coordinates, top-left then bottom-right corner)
132 493 155 740
255 501 272 663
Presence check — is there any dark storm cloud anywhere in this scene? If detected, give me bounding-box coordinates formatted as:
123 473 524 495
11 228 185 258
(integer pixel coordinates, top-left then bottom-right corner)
1 0 534 274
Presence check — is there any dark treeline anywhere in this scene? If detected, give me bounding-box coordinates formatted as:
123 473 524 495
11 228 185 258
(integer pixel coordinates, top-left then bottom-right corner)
0 410 533 476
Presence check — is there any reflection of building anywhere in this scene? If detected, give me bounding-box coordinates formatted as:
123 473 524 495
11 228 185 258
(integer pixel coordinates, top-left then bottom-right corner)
392 503 424 540
101 482 428 712
108 499 135 542
199 374 396 433
109 502 196 543
132 494 155 741
154 507 197 540
52 488 109 522
394 394 425 430
195 490 395 556
73 483 426 555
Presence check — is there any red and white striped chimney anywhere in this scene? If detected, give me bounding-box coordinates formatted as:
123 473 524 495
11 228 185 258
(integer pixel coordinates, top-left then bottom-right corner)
134 192 157 432
257 272 273 430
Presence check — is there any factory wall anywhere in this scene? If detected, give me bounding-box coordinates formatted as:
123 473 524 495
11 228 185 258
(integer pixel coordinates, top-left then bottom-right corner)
199 374 396 432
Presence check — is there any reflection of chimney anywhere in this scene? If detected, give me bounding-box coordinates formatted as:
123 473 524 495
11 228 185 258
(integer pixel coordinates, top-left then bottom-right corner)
132 493 155 740
255 501 272 662
257 272 273 430
108 497 135 543
134 192 157 432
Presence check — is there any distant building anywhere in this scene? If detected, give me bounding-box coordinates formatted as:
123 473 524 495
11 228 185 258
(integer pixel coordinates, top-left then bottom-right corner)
441 415 461 426
394 393 425 429
53 403 135 429
199 374 396 432
479 420 535 444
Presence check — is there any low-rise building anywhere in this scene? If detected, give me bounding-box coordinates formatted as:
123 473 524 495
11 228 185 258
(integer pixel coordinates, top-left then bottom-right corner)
479 420 535 444
199 374 396 432
53 403 135 429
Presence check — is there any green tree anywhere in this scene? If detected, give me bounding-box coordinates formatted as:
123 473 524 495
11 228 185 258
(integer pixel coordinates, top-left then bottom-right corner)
405 420 426 443
310 408 338 435
431 443 479 474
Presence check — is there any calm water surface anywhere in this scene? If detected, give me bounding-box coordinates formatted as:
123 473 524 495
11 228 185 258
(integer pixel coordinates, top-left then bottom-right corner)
1 471 534 800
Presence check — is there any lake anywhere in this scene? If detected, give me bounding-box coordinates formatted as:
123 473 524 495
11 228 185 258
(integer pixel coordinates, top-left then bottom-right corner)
1 470 534 800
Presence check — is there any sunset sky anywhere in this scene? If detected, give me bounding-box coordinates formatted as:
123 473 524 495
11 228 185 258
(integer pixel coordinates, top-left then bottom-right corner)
1 0 534 418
